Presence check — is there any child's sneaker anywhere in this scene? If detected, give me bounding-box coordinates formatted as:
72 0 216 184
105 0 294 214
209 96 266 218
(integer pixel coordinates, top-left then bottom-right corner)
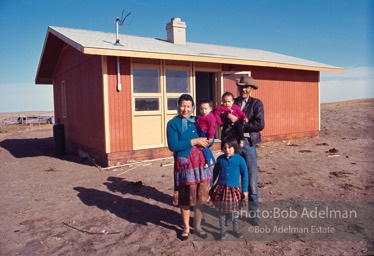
219 232 227 240
233 231 243 238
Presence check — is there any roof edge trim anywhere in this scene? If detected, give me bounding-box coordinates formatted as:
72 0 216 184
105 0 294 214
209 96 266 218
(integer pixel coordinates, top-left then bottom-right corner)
48 26 85 53
83 47 344 73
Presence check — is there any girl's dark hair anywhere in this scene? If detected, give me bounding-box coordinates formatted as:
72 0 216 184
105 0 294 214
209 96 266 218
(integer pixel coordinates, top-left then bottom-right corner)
178 94 194 107
221 136 239 153
198 99 213 109
222 91 235 101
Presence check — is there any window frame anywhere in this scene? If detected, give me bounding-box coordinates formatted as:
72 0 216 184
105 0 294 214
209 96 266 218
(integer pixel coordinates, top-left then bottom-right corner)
61 80 67 118
131 65 163 115
164 66 192 115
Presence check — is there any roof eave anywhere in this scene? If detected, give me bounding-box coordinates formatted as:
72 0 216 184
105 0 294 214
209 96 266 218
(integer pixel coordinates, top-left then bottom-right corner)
35 27 86 85
35 29 51 84
36 77 54 84
83 47 344 73
48 26 85 53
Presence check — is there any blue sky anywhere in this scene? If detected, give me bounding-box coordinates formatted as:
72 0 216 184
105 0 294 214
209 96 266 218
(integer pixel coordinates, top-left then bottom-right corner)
0 0 372 112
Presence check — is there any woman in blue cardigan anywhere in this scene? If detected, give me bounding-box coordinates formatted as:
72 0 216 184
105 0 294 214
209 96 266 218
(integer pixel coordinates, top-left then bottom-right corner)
167 94 213 241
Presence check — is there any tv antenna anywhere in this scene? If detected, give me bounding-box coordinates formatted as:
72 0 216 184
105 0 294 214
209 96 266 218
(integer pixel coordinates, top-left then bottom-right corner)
115 9 132 45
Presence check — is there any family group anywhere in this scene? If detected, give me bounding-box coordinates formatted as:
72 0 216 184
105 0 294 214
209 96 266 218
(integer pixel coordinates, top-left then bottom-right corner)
166 75 265 241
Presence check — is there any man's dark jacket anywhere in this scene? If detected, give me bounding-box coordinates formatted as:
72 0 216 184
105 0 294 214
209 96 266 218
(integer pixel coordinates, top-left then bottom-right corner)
220 96 265 146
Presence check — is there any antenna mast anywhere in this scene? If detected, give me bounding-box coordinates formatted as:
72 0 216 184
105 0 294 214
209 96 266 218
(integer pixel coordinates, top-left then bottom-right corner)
115 9 132 45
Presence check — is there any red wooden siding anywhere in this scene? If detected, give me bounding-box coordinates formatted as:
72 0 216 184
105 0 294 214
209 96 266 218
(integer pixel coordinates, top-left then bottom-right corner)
252 67 319 138
53 46 106 152
222 76 240 99
107 57 132 152
223 66 319 139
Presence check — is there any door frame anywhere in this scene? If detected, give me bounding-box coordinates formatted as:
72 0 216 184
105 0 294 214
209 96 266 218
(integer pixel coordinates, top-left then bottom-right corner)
217 71 252 99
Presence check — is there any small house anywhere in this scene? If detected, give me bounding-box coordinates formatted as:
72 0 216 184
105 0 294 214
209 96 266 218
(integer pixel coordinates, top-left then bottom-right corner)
35 17 343 167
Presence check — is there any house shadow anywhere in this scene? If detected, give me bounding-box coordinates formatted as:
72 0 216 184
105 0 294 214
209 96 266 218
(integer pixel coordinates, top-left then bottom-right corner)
73 187 181 233
0 137 98 167
104 176 173 206
0 137 55 158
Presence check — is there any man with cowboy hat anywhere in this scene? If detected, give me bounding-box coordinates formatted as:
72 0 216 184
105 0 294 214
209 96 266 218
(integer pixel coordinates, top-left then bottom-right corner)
221 75 264 225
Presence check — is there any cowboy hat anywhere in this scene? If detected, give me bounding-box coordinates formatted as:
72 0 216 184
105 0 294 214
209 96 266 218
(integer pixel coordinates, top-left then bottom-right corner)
236 76 259 89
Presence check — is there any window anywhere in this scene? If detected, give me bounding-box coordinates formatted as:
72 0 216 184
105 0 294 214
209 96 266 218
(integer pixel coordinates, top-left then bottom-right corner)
165 69 190 111
133 67 161 112
167 98 178 110
166 70 189 93
133 68 160 93
131 63 193 149
61 80 67 118
135 98 159 111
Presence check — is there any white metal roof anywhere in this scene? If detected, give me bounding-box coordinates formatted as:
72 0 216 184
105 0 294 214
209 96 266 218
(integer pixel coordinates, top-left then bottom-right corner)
47 26 342 72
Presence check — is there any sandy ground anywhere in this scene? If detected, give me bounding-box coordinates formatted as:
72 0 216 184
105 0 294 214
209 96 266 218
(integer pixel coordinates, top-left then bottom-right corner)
0 99 373 255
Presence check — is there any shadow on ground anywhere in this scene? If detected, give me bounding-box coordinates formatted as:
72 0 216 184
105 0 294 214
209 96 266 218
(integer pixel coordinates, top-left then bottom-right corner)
104 177 174 206
0 137 94 167
0 137 55 158
74 186 181 233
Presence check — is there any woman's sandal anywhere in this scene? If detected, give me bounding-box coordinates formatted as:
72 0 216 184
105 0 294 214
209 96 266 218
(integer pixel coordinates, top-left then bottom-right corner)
179 232 190 241
194 230 208 239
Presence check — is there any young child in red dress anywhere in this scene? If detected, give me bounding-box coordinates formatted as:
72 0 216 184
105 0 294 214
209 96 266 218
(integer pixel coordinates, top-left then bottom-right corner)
214 92 248 147
196 99 217 168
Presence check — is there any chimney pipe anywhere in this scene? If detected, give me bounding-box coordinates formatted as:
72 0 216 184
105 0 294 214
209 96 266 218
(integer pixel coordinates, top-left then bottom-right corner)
166 17 186 45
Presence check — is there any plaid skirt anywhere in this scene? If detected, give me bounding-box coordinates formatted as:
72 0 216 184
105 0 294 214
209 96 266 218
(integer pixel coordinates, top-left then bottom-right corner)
209 184 242 213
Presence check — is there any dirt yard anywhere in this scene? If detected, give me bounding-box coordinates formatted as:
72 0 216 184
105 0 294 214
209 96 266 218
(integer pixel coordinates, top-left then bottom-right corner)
0 100 373 255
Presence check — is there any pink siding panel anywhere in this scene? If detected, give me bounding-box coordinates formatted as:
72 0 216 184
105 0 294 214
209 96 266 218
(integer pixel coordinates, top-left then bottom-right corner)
107 57 132 152
54 47 105 152
223 66 319 138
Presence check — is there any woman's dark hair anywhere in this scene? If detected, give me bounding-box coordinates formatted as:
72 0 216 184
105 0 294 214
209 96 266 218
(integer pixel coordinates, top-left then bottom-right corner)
177 94 194 107
221 136 239 153
222 91 235 101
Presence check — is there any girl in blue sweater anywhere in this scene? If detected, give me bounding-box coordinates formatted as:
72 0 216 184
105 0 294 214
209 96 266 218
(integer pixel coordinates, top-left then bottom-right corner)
210 136 248 240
